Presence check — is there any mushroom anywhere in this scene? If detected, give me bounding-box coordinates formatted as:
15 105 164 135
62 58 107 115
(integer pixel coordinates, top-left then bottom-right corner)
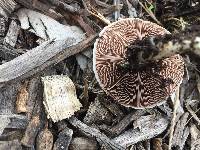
93 18 184 108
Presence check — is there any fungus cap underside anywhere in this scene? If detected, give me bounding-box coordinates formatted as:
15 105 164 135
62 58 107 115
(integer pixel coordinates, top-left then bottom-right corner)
93 18 184 109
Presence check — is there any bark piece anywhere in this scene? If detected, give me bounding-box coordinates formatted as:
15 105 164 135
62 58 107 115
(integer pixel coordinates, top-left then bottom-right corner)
68 116 124 150
0 82 21 134
0 114 27 136
16 8 85 42
0 0 17 17
3 19 20 47
0 16 6 36
36 127 53 150
42 75 82 122
6 116 28 129
152 138 163 150
0 34 96 88
108 110 146 137
190 124 200 150
0 140 22 150
48 0 79 13
53 127 73 150
69 137 98 150
21 115 41 147
0 44 24 61
112 115 169 148
15 0 62 20
172 112 190 149
16 81 29 113
100 96 124 119
0 116 10 135
26 77 41 118
83 98 113 125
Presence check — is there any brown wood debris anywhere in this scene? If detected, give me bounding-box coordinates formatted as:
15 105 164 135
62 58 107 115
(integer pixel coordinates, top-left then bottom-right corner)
21 115 41 147
36 125 54 150
16 80 29 113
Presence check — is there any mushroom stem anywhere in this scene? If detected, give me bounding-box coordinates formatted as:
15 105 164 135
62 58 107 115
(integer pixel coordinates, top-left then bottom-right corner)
147 26 200 61
122 25 200 65
121 37 159 70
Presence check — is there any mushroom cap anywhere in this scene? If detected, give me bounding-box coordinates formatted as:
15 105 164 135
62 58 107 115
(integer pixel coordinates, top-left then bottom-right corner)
93 18 184 109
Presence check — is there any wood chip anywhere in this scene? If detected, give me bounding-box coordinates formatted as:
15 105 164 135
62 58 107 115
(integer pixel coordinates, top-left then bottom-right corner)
0 0 17 17
112 115 169 148
53 127 73 150
83 97 113 125
108 110 146 137
21 115 41 147
36 126 54 150
0 140 22 150
42 75 82 122
190 124 200 150
172 112 190 150
69 137 98 150
16 81 29 113
0 16 6 36
152 138 163 150
0 34 96 88
68 116 124 150
3 19 20 47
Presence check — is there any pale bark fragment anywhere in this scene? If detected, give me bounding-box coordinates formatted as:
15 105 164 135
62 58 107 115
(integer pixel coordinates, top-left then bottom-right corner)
16 81 29 113
42 75 82 122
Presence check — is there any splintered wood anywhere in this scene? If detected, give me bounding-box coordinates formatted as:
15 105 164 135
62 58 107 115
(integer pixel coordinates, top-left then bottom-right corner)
42 75 82 122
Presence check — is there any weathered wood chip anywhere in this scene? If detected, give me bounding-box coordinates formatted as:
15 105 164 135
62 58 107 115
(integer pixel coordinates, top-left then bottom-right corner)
3 19 20 47
53 127 73 150
16 81 29 113
172 112 190 149
42 75 82 122
21 115 41 147
0 0 17 17
83 97 113 125
36 127 53 150
0 140 22 150
69 137 98 150
112 115 169 148
190 124 200 150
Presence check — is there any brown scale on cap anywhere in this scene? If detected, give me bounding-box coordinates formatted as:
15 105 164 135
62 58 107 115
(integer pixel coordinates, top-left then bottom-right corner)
93 18 184 109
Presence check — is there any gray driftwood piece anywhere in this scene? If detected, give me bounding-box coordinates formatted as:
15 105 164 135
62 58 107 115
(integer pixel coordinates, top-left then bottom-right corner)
70 137 98 150
190 124 200 150
53 127 73 150
172 112 190 149
0 140 22 150
0 17 6 36
0 35 96 87
0 82 27 135
68 116 125 150
3 19 20 47
0 43 23 60
0 0 17 17
112 115 169 148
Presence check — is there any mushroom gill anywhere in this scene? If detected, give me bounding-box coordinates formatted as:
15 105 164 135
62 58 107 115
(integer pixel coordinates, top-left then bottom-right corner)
93 18 184 109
